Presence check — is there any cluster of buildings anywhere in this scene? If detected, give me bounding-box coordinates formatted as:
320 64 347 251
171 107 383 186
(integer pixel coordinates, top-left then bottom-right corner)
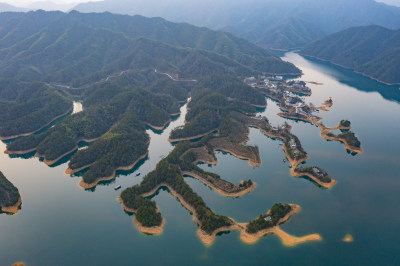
289 138 300 156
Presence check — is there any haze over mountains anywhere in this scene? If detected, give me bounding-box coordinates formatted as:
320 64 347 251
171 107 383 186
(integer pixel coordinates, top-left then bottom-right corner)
0 10 299 84
301 25 400 85
73 0 400 50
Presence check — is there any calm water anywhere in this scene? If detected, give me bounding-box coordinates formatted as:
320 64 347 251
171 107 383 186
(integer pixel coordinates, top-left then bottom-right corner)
1 52 399 265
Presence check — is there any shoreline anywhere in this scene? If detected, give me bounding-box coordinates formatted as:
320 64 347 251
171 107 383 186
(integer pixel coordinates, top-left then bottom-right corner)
299 53 399 86
0 105 73 141
121 184 321 246
79 152 149 189
1 196 22 214
133 216 165 235
145 119 171 131
317 123 363 154
4 147 36 155
282 145 336 189
181 171 256 198
168 128 218 142
215 147 261 167
42 146 78 166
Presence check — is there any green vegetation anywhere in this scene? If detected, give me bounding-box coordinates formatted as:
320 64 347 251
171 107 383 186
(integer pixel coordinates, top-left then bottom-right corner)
338 131 361 148
69 114 149 185
246 204 292 234
0 81 72 138
170 87 257 140
301 25 400 84
121 153 233 233
0 171 20 209
340 120 351 128
0 11 299 85
297 167 331 183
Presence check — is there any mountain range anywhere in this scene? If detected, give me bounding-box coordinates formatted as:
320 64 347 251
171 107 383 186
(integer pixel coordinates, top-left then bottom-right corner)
301 25 400 85
0 10 299 85
72 0 400 50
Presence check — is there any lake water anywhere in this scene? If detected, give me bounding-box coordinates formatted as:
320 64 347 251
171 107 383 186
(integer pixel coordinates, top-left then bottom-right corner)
1 52 399 265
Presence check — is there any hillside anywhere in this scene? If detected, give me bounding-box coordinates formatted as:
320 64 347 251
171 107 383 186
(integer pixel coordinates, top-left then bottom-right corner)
0 11 299 83
73 0 400 50
0 3 28 12
301 25 400 85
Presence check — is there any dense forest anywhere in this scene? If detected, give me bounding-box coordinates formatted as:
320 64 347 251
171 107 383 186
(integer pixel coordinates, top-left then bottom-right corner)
0 80 72 139
301 25 400 84
0 10 299 85
74 0 400 50
246 203 292 233
0 171 20 210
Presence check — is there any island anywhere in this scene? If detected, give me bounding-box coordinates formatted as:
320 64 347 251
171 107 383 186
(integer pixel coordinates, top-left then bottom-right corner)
0 171 21 214
318 120 362 153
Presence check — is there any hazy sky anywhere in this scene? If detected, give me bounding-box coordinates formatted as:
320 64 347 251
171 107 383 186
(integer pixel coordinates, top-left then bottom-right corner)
3 0 102 7
2 0 400 8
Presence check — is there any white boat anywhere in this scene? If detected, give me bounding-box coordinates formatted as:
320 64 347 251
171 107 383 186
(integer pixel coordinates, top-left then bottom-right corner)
114 185 121 190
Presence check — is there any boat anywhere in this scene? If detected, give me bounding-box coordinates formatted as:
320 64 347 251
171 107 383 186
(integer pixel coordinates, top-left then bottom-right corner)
283 159 287 163
114 185 121 190
136 172 141 176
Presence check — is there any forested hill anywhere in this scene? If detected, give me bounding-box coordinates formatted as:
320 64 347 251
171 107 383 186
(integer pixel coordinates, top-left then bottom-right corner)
0 10 300 83
73 0 400 50
300 25 400 85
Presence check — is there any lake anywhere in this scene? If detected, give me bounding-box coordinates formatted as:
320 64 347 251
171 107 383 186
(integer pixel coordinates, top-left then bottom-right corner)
1 52 399 265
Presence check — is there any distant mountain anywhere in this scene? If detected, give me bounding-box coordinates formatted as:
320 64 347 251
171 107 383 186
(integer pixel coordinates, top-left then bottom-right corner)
26 1 77 12
301 25 400 85
72 0 400 50
0 10 299 84
0 2 28 12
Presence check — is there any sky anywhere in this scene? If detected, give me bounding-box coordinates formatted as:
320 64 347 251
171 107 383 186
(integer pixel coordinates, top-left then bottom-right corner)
3 0 103 7
2 0 400 8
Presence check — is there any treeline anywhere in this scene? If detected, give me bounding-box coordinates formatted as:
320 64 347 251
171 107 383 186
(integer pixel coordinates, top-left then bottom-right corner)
0 81 72 138
170 87 257 140
338 131 361 148
0 171 20 209
121 139 233 233
246 204 292 234
7 86 179 162
69 114 149 185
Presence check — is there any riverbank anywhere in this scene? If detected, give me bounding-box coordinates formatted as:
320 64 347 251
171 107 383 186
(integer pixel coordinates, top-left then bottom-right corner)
0 105 73 141
181 171 256 198
79 152 149 189
145 119 171 131
168 128 218 142
122 183 321 246
42 146 78 166
318 123 362 154
1 196 22 214
300 53 399 86
283 145 336 188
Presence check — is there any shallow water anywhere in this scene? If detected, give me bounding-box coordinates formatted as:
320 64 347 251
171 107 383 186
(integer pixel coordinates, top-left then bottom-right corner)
1 52 400 265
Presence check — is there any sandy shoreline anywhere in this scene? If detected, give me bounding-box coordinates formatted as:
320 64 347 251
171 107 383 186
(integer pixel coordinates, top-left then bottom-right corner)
342 234 354 242
282 145 336 188
121 184 321 246
181 171 256 197
65 162 95 175
215 147 261 167
79 152 149 189
133 216 165 235
1 196 22 214
42 146 78 166
0 106 73 141
146 119 171 131
168 128 218 142
4 147 37 155
318 123 363 154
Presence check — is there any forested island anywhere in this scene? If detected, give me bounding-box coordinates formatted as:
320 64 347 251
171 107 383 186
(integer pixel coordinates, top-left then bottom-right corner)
0 10 337 246
0 171 21 214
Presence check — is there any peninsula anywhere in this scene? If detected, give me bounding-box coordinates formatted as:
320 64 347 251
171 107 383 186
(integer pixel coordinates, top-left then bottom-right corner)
0 171 21 214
